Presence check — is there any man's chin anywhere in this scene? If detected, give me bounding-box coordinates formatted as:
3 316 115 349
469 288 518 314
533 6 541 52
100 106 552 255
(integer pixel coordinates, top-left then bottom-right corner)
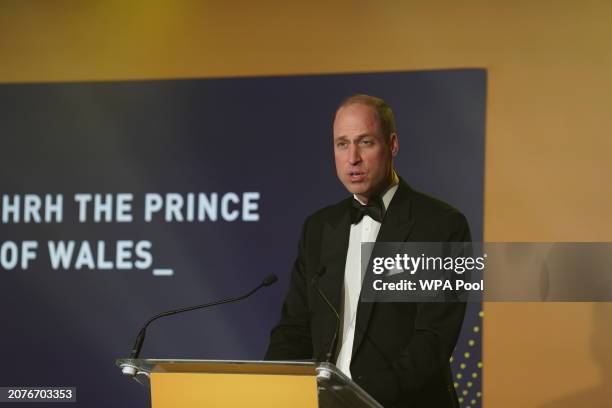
344 183 369 196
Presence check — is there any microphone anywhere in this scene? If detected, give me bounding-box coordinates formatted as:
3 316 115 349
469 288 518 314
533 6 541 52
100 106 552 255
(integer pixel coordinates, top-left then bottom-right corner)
122 274 279 375
311 267 341 363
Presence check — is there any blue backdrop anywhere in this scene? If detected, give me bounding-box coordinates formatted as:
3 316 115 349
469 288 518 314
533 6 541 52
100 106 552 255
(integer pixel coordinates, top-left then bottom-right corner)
0 69 485 407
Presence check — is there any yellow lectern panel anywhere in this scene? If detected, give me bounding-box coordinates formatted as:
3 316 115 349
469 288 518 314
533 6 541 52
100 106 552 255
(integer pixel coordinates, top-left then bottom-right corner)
151 372 317 408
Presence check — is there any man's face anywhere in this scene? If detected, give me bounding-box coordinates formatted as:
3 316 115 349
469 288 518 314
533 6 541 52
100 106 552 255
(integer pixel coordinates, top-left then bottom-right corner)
333 103 399 203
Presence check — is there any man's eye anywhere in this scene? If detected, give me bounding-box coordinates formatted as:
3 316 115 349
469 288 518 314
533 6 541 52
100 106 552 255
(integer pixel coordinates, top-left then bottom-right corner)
360 139 373 145
337 142 348 148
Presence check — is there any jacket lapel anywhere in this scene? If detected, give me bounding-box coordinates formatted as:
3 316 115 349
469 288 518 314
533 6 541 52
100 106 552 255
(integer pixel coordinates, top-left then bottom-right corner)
317 201 351 355
351 180 416 358
320 212 350 310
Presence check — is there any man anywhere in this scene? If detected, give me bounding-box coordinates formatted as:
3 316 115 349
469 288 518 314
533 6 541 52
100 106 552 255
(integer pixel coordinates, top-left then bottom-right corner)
265 94 470 408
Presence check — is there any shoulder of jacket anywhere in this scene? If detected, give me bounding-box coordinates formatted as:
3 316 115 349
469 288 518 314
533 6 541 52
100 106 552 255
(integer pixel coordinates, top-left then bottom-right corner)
401 183 468 228
303 197 351 225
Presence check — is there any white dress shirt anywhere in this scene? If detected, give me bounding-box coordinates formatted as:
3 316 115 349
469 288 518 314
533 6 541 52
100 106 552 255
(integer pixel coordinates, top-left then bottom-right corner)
335 182 399 378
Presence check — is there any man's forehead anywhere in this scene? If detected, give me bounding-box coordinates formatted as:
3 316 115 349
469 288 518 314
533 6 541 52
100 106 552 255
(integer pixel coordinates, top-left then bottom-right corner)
334 103 382 134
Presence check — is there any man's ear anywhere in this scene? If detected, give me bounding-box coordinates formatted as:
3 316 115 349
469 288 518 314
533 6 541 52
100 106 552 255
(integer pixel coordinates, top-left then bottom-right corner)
390 133 399 157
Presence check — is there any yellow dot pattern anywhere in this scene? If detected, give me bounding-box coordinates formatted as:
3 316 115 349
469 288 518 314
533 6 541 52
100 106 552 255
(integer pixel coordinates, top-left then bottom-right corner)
450 306 482 407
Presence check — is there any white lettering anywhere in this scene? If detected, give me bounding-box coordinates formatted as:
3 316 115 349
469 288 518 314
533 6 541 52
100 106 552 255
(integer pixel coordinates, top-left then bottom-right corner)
116 240 133 269
2 195 20 223
0 241 19 270
23 195 41 223
165 193 184 222
134 241 153 269
74 241 95 269
198 193 218 221
372 257 384 274
116 193 133 222
48 241 76 269
144 192 261 222
96 241 113 270
221 192 239 221
242 192 260 221
93 193 113 223
144 193 163 222
74 193 92 222
186 193 195 222
21 241 38 269
46 194 63 223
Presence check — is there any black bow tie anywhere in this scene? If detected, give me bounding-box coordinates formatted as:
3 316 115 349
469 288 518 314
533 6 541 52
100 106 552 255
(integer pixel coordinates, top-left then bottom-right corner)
350 197 385 224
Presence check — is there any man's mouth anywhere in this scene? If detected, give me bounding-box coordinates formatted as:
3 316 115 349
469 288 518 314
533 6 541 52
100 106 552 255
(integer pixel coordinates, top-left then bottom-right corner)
348 171 366 182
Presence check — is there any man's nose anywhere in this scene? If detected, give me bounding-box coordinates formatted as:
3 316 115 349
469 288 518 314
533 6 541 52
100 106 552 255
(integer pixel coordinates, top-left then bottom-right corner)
348 144 361 165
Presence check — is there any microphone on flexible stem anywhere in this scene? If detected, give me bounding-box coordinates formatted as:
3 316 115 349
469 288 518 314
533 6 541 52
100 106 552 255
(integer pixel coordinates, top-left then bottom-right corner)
311 267 341 363
121 274 279 376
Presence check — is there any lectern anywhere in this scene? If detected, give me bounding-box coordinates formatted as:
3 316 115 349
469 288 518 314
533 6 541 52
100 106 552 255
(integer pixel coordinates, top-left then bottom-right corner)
116 359 382 408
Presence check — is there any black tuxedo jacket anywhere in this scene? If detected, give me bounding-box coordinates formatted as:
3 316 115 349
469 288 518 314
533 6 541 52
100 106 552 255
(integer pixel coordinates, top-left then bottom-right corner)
265 179 471 408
